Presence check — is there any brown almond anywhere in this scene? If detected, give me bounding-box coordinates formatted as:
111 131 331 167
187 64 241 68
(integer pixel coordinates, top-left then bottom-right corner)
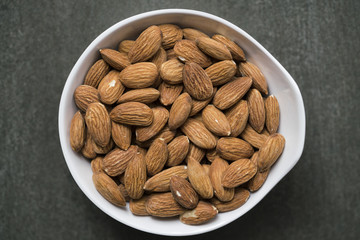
99 49 130 71
159 24 183 49
74 85 99 112
84 59 110 88
92 172 126 207
222 159 257 188
264 95 280 134
110 102 153 126
183 28 209 41
93 138 114 155
213 77 252 110
128 25 162 63
202 105 231 137
118 184 130 202
183 62 213 100
111 121 131 150
257 133 285 172
238 61 268 95
202 164 211 176
187 157 213 199
81 132 97 159
151 47 167 70
205 60 237 86
185 143 206 163
225 100 249 137
124 152 147 199
196 37 232 60
98 70 124 105
189 87 217 116
247 152 269 192
168 93 192 130
119 62 158 88
210 157 235 202
174 40 212 68
130 195 150 216
158 82 183 106
216 137 254 161
117 88 159 104
85 102 111 147
180 201 217 225
167 135 190 167
136 125 176 148
170 176 199 209
210 188 250 212
166 48 177 60
247 88 265 133
206 149 218 162
91 156 103 173
101 145 137 176
212 34 246 62
70 111 85 152
145 138 169 176
181 118 217 149
118 40 134 53
144 165 187 192
160 58 184 84
240 124 269 149
145 192 186 217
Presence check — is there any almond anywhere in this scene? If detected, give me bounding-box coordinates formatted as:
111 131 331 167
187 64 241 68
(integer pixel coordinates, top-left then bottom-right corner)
167 135 190 167
136 125 176 148
91 156 103 173
247 152 269 192
247 88 265 133
183 62 213 100
110 102 153 126
196 37 232 60
264 95 280 134
111 121 131 150
185 143 206 163
70 111 85 152
101 145 137 176
93 138 114 154
206 149 218 162
118 40 134 53
145 192 186 217
257 133 285 172
202 164 211 176
240 124 269 149
189 87 217 116
151 47 167 70
205 60 237 86
187 157 213 199
124 152 147 199
225 100 249 137
128 25 162 63
135 106 169 142
84 59 110 88
130 195 150 216
118 184 130 202
99 49 130 71
74 85 99 112
168 93 192 130
159 24 183 49
210 188 250 212
213 77 252 110
143 165 187 192
181 118 217 149
166 48 177 60
222 159 257 188
210 157 235 202
160 58 184 84
183 28 209 41
212 34 246 62
81 132 97 159
98 70 125 105
180 201 217 225
117 88 159 104
170 176 198 209
119 62 158 88
158 82 183 106
202 105 231 136
145 138 168 176
174 40 212 67
216 137 254 161
85 102 111 147
238 61 268 95
92 172 126 207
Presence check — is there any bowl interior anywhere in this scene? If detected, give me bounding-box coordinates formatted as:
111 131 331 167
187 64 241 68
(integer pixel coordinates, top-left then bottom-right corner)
59 9 305 236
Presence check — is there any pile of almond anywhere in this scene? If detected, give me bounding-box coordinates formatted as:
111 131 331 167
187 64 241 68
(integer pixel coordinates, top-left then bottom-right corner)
70 24 285 225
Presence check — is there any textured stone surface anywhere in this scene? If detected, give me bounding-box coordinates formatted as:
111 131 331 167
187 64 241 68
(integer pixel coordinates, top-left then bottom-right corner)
1 0 360 239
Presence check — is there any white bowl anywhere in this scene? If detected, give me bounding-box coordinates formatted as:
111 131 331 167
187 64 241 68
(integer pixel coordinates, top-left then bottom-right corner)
58 9 305 236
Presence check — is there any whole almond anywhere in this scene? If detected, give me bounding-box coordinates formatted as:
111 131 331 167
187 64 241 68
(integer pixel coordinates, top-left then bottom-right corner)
118 40 134 53
210 157 235 202
130 195 150 216
202 105 231 137
118 184 130 202
124 152 147 199
167 135 190 167
99 49 130 71
128 25 162 63
93 138 114 154
158 82 183 106
81 132 97 159
212 34 246 62
166 48 177 60
117 88 160 104
145 192 186 217
202 164 211 176
98 70 124 105
181 118 217 149
206 149 218 162
183 62 213 100
84 59 110 88
92 172 126 207
160 59 184 84
168 93 192 130
187 157 213 199
213 77 252 110
144 165 187 192
240 124 269 149
170 176 199 209
151 47 167 70
180 201 218 225
101 145 137 176
264 95 280 134
185 143 206 163
222 159 257 188
196 37 232 60
111 121 131 150
91 156 103 173
85 102 111 147
257 133 285 172
174 40 212 68
238 61 268 95
189 87 217 116
247 151 269 192
216 137 254 161
110 102 153 126
74 85 99 112
159 24 183 49
247 88 265 133
225 100 249 137
145 138 169 176
135 106 169 142
210 188 250 212
136 125 176 148
205 60 237 86
70 111 85 152
183 28 209 41
119 62 158 88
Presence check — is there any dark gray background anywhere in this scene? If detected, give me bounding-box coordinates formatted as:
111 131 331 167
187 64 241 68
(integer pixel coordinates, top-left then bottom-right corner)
1 0 359 239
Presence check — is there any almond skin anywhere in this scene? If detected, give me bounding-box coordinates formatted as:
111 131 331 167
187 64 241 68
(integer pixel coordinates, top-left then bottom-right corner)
119 62 158 88
98 70 125 105
216 137 254 161
136 125 176 148
158 82 183 106
130 195 150 216
159 24 183 49
144 165 188 192
99 49 130 71
189 87 217 116
128 25 162 63
85 102 111 147
213 77 252 110
240 124 269 149
174 40 212 68
168 93 192 130
166 48 177 59
264 95 280 134
151 47 167 70
202 105 231 137
160 58 184 84
117 88 159 104
210 188 250 212
206 149 218 162
111 121 131 150
181 118 217 149
170 176 199 209
84 59 110 88
145 192 186 217
145 138 169 176
238 61 268 95
183 62 213 100
247 88 266 133
118 40 134 53
210 157 235 202
257 133 285 172
187 157 214 199
110 102 153 126
81 132 97 159
196 37 232 60
167 135 190 167
92 172 126 207
180 201 218 225
183 28 209 41
205 60 237 86
93 138 114 155
212 34 246 62
91 156 103 173
74 85 99 112
185 143 206 163
70 111 85 152
124 152 147 199
248 152 269 192
101 145 137 176
225 100 249 137
222 159 257 188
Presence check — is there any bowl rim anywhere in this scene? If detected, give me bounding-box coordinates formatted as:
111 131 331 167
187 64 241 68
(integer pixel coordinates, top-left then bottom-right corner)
58 8 306 236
